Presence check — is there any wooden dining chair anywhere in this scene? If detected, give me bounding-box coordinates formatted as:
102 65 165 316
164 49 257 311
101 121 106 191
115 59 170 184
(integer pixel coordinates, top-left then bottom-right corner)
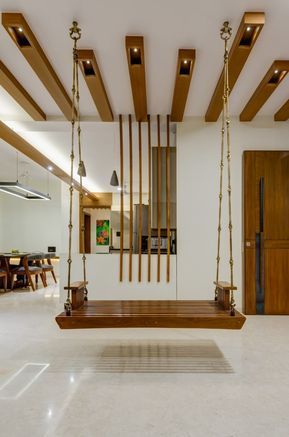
11 254 46 291
41 253 57 284
0 257 9 292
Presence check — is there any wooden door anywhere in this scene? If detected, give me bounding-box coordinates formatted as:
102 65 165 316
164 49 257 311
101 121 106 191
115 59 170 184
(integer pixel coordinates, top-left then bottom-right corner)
84 213 91 254
244 151 289 314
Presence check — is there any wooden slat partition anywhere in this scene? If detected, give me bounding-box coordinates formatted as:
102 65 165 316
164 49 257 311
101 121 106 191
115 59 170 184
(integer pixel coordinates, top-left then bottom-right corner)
157 114 161 282
119 114 124 282
128 114 133 281
166 115 171 282
147 115 152 282
138 121 142 282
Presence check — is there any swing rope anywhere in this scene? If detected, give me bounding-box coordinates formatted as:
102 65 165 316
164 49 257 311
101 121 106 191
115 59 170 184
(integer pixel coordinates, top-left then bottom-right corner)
65 22 87 315
215 21 235 315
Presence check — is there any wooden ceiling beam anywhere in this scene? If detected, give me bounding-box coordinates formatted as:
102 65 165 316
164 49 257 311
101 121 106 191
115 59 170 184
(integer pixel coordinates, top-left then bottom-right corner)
205 12 265 122
170 49 195 122
78 49 114 121
125 36 147 122
0 59 46 121
240 60 289 121
274 95 289 121
0 121 96 200
2 13 73 120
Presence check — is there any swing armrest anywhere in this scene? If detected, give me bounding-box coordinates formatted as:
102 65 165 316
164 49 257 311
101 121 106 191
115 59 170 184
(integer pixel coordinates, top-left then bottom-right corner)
214 281 237 291
64 281 88 291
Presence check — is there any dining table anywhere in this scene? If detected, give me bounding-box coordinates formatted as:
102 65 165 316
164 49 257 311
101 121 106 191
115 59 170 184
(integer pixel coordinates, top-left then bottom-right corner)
0 252 31 289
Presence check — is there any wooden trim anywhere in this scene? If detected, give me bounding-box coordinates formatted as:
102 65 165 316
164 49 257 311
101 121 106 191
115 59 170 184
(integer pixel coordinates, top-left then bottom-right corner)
171 49 196 122
157 114 161 282
125 36 147 122
205 12 265 122
2 13 73 120
0 60 46 121
138 121 142 282
119 114 124 282
77 49 113 121
147 114 152 282
166 114 171 282
128 114 133 281
240 60 289 121
82 193 112 208
0 120 95 199
274 98 289 121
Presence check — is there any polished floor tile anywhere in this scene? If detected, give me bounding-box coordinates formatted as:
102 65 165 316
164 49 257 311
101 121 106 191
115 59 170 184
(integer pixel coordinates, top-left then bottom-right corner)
0 284 289 437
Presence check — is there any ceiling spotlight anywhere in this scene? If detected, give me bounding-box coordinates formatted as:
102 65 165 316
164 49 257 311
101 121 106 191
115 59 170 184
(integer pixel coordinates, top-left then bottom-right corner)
274 69 279 74
246 26 251 31
133 48 138 52
18 27 23 32
86 60 90 64
184 60 188 64
47 165 53 171
85 192 88 196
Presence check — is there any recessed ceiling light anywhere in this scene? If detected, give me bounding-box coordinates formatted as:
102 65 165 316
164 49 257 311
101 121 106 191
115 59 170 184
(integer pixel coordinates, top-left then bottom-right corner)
133 48 138 52
18 27 23 32
85 192 88 196
47 165 53 171
86 60 90 64
274 69 279 74
184 60 188 64
246 26 251 31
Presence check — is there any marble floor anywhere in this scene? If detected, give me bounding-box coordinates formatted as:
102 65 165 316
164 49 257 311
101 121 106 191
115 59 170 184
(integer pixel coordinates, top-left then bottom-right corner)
0 284 289 437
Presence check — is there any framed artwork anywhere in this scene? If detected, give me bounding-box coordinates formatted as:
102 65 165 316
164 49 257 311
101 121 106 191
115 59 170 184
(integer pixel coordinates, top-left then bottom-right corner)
96 220 110 246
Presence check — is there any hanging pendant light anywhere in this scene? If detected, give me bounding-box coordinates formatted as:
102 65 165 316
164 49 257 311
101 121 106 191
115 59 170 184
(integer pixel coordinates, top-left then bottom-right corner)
110 170 119 187
77 160 86 177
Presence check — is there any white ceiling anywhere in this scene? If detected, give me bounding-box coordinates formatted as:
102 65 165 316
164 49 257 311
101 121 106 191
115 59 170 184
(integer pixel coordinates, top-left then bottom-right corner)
1 0 289 193
1 0 289 118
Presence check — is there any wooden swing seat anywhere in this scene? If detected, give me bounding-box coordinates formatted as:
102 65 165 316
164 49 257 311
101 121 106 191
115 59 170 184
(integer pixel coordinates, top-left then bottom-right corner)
56 281 246 330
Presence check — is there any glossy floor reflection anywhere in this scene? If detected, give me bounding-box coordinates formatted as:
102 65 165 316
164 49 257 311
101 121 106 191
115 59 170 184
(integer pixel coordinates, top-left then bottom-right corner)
0 284 289 437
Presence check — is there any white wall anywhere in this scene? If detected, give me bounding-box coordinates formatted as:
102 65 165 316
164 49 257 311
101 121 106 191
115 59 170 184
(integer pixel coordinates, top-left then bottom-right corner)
177 117 289 308
60 254 176 302
0 177 62 254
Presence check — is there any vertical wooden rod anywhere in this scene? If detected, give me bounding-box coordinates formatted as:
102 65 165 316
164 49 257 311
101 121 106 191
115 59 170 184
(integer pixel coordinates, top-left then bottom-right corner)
138 121 142 282
128 114 133 282
166 114 171 282
157 114 161 282
147 114 152 282
119 114 124 282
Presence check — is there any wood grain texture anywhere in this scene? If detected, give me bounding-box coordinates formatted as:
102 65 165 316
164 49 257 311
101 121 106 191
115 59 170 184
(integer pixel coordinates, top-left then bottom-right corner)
147 114 152 282
240 61 289 121
274 99 289 121
56 300 246 330
78 49 113 121
125 36 147 121
205 12 265 122
265 249 289 314
166 114 171 282
157 115 161 282
171 49 195 122
2 13 73 120
119 114 124 282
128 114 133 282
138 121 142 282
0 120 94 199
0 60 46 120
